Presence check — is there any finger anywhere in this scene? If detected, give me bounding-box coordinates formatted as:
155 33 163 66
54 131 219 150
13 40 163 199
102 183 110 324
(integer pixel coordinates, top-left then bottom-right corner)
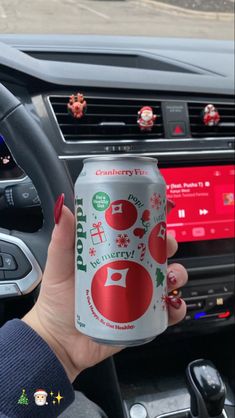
167 297 187 326
167 263 188 292
167 234 178 258
43 205 75 284
167 199 175 214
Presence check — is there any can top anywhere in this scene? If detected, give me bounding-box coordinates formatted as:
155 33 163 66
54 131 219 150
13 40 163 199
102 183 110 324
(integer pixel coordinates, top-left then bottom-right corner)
83 155 158 164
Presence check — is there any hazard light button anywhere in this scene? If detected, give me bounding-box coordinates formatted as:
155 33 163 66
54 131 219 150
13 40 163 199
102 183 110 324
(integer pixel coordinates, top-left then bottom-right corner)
169 122 186 137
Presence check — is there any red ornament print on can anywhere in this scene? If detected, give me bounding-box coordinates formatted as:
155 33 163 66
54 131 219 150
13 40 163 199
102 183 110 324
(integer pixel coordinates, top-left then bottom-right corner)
91 260 153 323
148 222 167 264
105 200 138 230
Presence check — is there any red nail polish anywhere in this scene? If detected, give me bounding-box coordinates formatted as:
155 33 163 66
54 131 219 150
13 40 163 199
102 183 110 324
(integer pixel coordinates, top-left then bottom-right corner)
54 193 64 224
167 199 176 212
167 199 176 209
167 271 177 285
165 296 182 309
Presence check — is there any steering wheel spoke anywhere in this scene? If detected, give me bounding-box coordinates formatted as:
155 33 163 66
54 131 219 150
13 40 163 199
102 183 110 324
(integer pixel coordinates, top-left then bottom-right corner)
0 83 74 299
0 230 42 297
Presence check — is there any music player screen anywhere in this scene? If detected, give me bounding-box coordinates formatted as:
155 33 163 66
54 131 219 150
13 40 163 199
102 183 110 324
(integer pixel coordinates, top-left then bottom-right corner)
161 165 235 243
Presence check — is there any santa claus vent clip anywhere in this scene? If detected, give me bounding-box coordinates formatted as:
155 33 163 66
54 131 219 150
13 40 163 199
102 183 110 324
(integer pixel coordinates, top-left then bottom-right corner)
203 104 220 127
137 106 157 132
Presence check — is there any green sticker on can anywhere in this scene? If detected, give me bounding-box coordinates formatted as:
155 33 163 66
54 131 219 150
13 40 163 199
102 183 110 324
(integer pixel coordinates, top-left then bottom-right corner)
92 192 110 211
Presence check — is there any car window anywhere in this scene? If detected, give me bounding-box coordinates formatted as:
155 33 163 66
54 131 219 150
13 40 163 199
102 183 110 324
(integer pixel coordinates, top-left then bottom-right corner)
0 0 234 39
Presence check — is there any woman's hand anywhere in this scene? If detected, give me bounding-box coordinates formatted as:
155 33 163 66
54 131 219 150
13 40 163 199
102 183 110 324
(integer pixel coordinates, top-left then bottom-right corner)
23 203 187 382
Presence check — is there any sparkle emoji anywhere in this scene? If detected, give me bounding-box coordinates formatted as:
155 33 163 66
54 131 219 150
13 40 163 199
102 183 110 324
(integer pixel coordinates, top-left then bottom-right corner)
53 391 64 405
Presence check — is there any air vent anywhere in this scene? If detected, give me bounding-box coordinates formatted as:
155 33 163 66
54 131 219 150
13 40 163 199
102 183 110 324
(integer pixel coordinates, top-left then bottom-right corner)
49 95 163 142
188 102 235 138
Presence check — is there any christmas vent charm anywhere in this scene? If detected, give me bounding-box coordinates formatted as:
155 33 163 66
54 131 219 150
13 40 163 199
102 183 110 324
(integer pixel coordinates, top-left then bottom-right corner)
67 93 87 119
203 104 220 127
137 106 157 132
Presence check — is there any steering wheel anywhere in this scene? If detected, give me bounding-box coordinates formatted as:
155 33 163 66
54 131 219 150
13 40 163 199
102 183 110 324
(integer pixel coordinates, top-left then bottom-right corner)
0 83 74 298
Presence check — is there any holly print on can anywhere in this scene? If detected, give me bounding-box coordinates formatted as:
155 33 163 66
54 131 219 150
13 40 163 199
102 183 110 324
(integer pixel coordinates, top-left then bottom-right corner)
75 156 167 346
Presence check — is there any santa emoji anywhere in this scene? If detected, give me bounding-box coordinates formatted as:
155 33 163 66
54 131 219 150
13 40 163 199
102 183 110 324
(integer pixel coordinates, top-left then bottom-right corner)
34 389 48 406
203 104 220 126
137 106 157 131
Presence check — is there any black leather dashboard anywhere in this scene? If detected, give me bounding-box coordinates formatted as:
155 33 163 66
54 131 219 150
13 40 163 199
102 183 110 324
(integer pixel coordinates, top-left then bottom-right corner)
0 35 234 94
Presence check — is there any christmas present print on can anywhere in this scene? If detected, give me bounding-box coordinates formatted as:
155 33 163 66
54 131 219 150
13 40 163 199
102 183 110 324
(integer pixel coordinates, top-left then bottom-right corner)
90 222 107 245
75 156 168 346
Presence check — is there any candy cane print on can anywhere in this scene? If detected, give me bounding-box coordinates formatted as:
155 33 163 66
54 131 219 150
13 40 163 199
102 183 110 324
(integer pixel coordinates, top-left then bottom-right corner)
75 156 168 346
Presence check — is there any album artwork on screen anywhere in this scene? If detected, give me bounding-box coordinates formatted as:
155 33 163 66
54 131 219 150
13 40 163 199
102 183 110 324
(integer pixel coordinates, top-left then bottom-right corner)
161 165 235 244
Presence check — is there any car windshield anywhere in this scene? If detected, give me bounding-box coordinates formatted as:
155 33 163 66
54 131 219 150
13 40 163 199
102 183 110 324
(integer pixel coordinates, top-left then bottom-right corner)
0 0 234 39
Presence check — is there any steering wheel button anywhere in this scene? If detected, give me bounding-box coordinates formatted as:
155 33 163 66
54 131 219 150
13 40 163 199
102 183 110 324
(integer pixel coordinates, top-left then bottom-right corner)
0 253 17 270
0 241 32 279
0 283 21 297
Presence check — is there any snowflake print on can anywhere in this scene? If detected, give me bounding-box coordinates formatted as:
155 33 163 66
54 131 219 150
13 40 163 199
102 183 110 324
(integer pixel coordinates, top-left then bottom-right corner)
150 192 162 210
116 234 130 248
89 248 96 256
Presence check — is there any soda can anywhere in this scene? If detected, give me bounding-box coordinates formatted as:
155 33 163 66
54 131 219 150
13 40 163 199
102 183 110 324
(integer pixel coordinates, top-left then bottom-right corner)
75 156 168 346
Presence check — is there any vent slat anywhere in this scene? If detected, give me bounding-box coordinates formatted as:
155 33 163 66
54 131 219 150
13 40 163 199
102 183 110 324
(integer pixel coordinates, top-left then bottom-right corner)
59 123 163 127
49 95 164 142
49 95 235 142
64 133 163 140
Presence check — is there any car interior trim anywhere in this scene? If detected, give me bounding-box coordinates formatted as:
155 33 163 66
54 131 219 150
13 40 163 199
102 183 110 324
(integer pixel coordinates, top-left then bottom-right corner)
157 409 228 418
47 95 234 145
58 149 234 160
0 175 27 185
0 232 42 296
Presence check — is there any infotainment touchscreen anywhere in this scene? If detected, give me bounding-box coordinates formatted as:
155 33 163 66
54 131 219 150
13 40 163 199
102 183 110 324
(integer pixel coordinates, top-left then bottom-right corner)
161 165 235 243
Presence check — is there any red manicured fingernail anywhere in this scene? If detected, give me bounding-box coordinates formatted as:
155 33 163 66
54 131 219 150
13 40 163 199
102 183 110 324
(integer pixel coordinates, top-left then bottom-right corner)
165 296 182 309
167 199 176 209
167 271 177 285
54 193 64 224
167 200 176 214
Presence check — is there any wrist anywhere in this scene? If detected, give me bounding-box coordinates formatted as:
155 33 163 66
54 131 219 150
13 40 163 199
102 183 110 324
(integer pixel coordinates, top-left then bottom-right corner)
22 307 78 382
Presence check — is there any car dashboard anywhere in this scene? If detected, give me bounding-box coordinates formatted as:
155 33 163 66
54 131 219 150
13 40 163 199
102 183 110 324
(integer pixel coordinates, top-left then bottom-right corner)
0 35 234 418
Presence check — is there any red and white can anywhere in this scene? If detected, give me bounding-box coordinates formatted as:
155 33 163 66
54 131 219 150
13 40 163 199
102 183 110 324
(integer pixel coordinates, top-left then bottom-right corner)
75 156 168 346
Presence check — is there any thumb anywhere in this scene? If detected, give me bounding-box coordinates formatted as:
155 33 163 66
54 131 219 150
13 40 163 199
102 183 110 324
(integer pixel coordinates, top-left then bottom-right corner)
43 205 75 285
167 199 175 214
